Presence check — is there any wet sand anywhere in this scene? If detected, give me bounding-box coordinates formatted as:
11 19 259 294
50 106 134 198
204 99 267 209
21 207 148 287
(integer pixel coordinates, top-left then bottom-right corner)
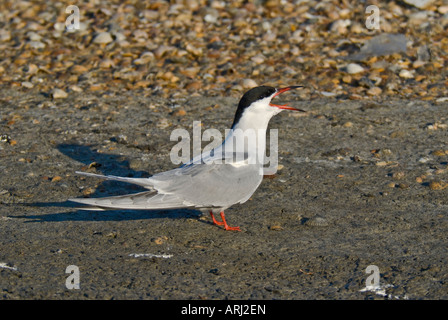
1 88 447 299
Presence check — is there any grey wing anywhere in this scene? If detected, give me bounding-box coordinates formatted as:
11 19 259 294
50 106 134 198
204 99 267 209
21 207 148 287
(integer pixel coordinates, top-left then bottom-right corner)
149 162 263 208
70 150 262 210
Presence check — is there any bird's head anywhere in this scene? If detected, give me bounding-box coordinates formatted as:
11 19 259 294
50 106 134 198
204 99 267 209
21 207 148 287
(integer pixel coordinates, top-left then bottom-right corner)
231 85 305 129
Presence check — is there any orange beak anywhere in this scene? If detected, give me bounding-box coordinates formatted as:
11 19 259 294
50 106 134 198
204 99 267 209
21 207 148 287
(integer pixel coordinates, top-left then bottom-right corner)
269 86 305 112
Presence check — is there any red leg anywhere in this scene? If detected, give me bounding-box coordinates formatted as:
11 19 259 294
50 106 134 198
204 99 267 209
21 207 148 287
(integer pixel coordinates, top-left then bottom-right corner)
210 212 224 226
210 211 240 231
220 211 241 231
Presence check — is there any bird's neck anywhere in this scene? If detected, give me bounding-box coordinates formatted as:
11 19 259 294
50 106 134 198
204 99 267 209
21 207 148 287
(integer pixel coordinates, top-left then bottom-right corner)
232 107 278 132
223 108 280 162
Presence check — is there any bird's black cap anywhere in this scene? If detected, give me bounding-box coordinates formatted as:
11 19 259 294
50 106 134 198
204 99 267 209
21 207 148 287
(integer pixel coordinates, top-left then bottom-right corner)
231 86 276 128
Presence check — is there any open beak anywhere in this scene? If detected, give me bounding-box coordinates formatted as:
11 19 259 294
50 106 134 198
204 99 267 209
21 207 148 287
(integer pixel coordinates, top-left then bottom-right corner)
269 86 306 112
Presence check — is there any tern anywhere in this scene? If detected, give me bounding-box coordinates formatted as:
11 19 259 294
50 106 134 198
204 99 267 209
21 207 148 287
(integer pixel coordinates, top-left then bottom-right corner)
69 85 305 231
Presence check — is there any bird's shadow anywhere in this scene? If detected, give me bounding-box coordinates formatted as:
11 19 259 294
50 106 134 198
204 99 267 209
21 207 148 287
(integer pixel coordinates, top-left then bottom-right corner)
58 142 150 180
16 143 203 223
16 206 202 223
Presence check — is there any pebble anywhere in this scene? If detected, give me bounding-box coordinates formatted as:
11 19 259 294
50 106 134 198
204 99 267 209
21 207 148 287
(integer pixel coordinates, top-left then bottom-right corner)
251 54 265 65
172 109 187 116
186 43 203 57
69 85 83 92
204 14 218 24
99 59 115 69
403 0 435 9
113 32 126 43
418 156 431 163
345 63 364 74
71 65 89 74
387 182 397 188
330 19 351 34
133 52 154 65
28 41 45 49
432 150 446 156
93 32 113 44
305 216 329 227
0 135 11 143
398 183 409 189
367 87 382 96
157 118 170 129
52 88 68 99
438 6 448 14
320 91 337 97
21 81 33 88
230 84 243 92
399 69 414 79
154 45 174 59
413 60 426 68
392 171 405 180
180 67 200 78
53 22 65 32
342 75 352 83
82 187 95 196
417 45 431 61
27 32 42 41
348 34 407 61
241 79 258 89
425 123 448 131
0 29 11 41
185 81 202 91
51 176 62 182
409 12 430 25
429 181 447 190
152 236 168 245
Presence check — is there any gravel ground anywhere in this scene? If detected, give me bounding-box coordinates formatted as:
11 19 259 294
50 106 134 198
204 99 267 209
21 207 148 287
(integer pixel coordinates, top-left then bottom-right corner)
1 0 448 300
